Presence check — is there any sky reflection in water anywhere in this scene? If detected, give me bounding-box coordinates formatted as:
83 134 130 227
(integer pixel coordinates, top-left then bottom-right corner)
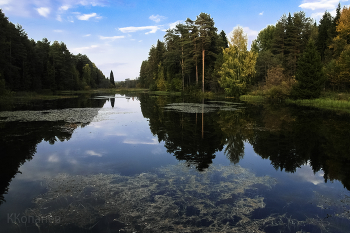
0 94 350 232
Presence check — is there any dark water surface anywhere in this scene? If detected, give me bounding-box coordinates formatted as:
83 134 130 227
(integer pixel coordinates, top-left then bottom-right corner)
0 93 350 232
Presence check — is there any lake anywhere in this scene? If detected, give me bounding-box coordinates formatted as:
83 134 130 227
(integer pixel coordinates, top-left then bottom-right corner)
0 93 350 232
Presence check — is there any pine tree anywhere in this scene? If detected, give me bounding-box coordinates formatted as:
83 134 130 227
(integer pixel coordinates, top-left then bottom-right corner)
110 70 115 86
316 11 333 62
195 13 217 93
291 40 324 99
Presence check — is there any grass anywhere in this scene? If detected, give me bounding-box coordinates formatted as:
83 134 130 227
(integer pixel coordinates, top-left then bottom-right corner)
240 94 266 102
0 91 78 101
286 98 350 113
285 91 350 113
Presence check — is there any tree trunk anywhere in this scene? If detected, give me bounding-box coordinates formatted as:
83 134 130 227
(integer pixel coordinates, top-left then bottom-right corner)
196 58 198 85
195 43 198 85
182 46 184 91
202 49 205 93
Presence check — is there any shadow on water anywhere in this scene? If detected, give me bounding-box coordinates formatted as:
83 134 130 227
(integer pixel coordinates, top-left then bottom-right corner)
1 93 350 232
139 94 350 190
0 94 109 205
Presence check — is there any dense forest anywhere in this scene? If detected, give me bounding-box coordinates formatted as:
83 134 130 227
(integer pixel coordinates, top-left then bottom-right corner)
139 4 350 99
0 9 112 94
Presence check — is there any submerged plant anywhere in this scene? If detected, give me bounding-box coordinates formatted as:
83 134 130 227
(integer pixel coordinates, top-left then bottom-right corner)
24 164 281 232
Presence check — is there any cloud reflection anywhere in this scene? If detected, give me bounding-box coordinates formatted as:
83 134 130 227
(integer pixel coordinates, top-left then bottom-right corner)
86 150 103 157
123 138 158 145
295 164 324 185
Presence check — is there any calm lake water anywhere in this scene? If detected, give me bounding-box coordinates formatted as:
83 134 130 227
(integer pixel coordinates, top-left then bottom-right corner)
0 93 350 232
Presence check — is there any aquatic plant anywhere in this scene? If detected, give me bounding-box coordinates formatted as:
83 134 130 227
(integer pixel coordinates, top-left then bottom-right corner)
0 108 133 123
24 164 281 232
163 102 244 114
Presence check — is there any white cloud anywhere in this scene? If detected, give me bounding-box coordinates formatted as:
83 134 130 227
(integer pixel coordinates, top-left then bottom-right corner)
77 0 106 7
71 44 102 54
99 35 125 40
259 11 264 15
149 14 166 23
242 26 259 38
77 12 98 20
311 12 326 18
168 20 182 30
299 0 349 19
83 34 91 37
59 5 70 11
37 7 51 17
299 0 341 10
86 150 103 157
118 26 161 34
0 0 11 5
56 14 62 21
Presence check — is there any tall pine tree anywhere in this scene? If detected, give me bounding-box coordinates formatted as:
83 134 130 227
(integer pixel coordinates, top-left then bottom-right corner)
291 40 324 99
110 70 115 86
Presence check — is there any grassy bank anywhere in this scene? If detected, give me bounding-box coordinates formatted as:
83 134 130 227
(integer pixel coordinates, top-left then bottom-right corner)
286 98 350 112
241 90 350 113
286 91 350 112
0 91 78 102
240 95 266 102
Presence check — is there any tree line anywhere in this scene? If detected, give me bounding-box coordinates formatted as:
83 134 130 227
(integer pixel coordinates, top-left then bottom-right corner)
139 4 350 99
138 13 229 93
0 9 112 94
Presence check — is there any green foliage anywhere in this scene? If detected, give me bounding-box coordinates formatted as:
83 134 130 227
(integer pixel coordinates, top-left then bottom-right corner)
170 78 182 92
0 9 108 92
110 70 115 86
140 12 221 94
291 40 325 99
0 75 10 96
218 27 257 97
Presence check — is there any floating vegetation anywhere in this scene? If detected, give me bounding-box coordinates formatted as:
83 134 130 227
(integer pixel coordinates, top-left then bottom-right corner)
312 190 350 219
23 164 328 232
163 102 243 113
207 101 244 105
91 96 126 99
0 108 133 123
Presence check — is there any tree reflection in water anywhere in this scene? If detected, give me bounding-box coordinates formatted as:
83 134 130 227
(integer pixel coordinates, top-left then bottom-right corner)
140 94 350 191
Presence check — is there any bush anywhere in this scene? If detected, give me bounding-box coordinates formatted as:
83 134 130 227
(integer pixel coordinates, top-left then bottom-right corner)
149 83 157 91
0 76 11 96
170 78 182 92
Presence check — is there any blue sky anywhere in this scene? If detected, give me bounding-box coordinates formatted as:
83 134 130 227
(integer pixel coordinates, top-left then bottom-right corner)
0 0 347 81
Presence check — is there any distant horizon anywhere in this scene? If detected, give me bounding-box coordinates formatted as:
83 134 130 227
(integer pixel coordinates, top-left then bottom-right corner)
0 0 346 81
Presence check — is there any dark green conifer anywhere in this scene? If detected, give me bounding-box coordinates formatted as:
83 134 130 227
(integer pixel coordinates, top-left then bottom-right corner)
110 70 115 86
291 40 325 99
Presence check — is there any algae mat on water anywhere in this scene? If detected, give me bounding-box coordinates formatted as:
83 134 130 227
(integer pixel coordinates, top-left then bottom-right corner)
163 102 244 114
0 108 134 123
21 163 330 232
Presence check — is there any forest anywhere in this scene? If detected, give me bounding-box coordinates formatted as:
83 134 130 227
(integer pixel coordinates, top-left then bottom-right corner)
0 9 113 95
139 3 350 99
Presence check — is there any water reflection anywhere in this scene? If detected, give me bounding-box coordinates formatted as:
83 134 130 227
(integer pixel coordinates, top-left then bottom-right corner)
1 93 350 232
0 95 108 205
140 95 350 190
